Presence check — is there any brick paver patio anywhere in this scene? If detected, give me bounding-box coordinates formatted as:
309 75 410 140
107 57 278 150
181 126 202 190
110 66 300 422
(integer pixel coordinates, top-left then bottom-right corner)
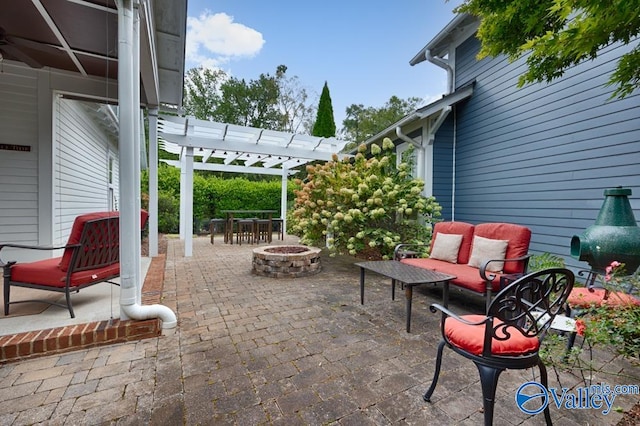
0 236 638 425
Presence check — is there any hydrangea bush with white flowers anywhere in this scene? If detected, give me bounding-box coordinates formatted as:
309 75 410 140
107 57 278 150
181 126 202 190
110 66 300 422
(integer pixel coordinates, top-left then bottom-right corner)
289 138 441 259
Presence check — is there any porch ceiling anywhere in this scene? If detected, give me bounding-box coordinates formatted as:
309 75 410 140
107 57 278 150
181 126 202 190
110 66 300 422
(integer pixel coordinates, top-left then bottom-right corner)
0 0 186 108
158 115 350 175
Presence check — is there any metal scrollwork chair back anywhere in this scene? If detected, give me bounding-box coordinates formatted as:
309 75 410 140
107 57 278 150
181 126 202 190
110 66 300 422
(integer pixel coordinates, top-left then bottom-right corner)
423 268 575 426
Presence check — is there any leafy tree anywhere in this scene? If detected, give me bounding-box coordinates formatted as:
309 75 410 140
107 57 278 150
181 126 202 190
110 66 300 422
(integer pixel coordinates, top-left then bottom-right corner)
183 67 227 120
312 82 337 137
215 72 282 128
182 64 316 134
275 65 316 133
457 0 640 98
341 96 422 147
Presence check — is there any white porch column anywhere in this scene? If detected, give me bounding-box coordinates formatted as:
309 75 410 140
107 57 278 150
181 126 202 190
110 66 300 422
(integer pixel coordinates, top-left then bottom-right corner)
148 108 159 257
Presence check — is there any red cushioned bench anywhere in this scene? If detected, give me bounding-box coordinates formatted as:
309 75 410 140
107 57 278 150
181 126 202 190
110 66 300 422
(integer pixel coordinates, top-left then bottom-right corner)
394 221 532 310
1 210 148 318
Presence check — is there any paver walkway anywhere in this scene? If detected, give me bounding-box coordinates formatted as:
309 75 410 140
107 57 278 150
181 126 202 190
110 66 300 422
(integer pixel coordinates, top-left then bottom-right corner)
0 236 638 425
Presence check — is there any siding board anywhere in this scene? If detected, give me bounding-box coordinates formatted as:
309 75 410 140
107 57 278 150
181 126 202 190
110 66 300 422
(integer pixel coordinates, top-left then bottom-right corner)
53 98 118 244
0 67 38 246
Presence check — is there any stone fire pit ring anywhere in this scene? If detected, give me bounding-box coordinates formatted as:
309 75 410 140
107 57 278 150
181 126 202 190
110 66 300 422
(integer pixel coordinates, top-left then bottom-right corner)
252 245 321 278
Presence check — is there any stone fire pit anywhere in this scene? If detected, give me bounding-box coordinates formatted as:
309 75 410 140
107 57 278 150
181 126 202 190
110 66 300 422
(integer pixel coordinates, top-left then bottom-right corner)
252 245 321 278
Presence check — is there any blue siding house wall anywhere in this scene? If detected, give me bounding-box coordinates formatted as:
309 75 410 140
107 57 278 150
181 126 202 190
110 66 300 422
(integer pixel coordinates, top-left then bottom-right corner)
360 14 640 271
445 35 640 268
432 114 455 221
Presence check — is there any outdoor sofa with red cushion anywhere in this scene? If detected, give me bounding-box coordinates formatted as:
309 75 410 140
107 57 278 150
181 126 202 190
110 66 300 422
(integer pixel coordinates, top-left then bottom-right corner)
395 221 532 310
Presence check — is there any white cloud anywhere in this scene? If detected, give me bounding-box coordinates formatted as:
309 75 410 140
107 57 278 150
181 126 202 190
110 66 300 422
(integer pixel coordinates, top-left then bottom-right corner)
186 12 265 68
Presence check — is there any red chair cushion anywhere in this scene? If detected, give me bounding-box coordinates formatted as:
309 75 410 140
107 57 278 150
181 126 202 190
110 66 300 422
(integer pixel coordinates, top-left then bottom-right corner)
11 257 119 288
445 314 540 356
568 288 640 308
58 210 148 272
59 212 119 272
474 223 531 274
400 258 505 293
431 222 475 264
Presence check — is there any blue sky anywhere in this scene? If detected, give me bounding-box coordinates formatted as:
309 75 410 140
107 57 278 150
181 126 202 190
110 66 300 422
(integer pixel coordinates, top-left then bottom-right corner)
185 1 465 129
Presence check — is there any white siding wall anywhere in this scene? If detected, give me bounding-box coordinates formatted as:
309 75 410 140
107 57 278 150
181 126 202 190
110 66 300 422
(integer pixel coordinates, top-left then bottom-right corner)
0 67 39 246
53 97 119 244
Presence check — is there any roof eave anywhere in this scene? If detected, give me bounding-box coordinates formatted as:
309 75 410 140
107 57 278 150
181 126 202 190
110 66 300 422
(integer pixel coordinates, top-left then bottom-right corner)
410 13 479 66
355 82 475 151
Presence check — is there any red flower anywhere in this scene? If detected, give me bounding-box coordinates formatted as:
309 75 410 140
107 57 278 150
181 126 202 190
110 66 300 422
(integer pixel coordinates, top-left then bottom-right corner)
575 319 587 337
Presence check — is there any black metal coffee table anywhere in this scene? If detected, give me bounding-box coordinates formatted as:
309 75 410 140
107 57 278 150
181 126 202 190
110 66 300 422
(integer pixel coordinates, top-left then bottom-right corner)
355 260 456 332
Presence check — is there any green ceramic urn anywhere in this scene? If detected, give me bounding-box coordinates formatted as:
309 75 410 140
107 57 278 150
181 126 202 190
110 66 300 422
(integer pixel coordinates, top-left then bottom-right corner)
570 187 640 273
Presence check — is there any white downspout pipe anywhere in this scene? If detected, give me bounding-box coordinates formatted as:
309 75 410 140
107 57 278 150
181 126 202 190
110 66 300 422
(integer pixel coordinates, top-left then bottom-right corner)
117 0 176 329
426 49 454 94
426 48 456 218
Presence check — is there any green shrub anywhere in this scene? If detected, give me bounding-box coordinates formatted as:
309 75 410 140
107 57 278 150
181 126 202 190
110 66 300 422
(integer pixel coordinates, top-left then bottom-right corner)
289 138 441 259
157 191 180 233
141 164 298 234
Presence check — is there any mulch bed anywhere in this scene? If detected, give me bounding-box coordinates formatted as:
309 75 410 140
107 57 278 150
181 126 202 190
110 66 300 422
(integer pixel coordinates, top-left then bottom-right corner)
618 402 640 425
141 233 167 257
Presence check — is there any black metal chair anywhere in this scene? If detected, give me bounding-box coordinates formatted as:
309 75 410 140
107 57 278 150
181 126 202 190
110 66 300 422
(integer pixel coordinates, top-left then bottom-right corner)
423 268 575 426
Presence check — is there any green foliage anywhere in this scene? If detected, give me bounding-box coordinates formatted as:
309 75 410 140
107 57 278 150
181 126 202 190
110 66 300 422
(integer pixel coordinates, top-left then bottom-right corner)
216 71 282 128
528 252 565 272
312 82 337 137
183 64 316 133
289 138 441 259
576 262 640 359
183 67 227 120
141 165 297 234
457 0 640 98
341 96 423 147
276 65 316 133
157 192 180 234
541 261 640 379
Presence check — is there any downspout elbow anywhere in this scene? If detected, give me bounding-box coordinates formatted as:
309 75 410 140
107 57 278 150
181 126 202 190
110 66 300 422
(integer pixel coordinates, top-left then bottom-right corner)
121 286 177 329
426 49 453 94
396 125 420 148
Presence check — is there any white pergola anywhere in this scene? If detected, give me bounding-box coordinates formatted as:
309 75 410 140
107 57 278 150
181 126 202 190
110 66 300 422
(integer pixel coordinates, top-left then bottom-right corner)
157 115 350 256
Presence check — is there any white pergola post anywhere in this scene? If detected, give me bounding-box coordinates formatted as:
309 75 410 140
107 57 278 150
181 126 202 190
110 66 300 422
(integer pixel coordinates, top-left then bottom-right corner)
281 168 288 235
179 147 186 239
184 146 194 257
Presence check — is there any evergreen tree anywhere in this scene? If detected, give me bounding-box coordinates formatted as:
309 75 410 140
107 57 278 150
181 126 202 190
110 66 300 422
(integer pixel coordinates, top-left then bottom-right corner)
312 82 336 137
